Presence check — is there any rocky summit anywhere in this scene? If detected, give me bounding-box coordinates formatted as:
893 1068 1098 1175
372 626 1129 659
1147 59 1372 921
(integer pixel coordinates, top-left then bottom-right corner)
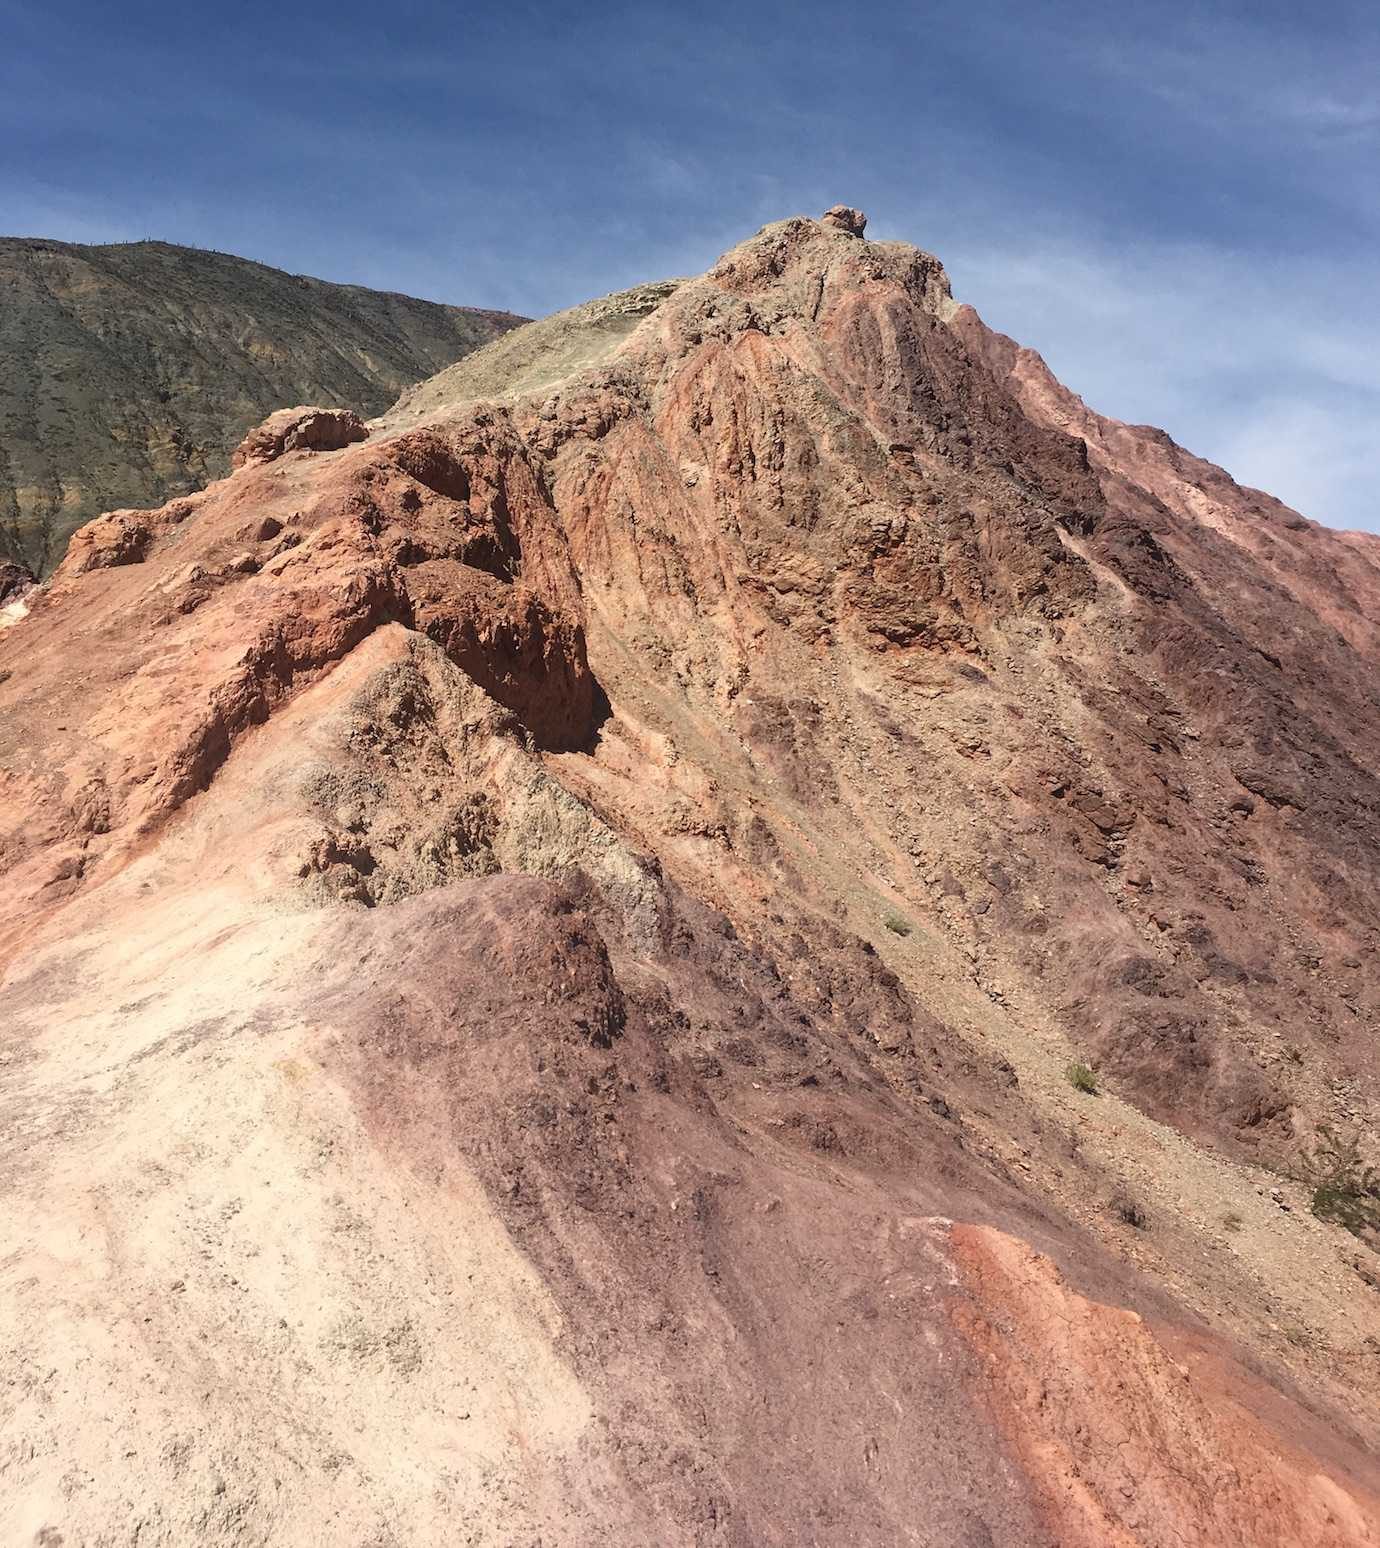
1 213 1378 1545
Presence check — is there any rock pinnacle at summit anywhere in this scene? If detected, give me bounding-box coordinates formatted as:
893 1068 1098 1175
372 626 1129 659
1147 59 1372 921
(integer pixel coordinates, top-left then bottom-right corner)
821 203 868 235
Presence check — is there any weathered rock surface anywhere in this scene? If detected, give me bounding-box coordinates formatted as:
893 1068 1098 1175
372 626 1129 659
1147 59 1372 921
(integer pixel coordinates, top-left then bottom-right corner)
0 216 1377 1545
230 405 371 468
822 203 868 236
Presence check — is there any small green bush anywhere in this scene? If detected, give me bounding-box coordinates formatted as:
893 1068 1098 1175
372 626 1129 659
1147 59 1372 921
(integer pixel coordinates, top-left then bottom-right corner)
1299 1127 1380 1244
883 913 912 937
1065 1062 1099 1095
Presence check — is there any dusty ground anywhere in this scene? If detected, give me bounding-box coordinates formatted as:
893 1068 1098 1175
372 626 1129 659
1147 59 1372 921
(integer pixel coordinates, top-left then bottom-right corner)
1 215 1377 1544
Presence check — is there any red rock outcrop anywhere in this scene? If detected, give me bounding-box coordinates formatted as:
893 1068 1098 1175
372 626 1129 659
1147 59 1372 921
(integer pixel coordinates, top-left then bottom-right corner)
0 214 1376 1544
231 403 371 467
822 203 868 236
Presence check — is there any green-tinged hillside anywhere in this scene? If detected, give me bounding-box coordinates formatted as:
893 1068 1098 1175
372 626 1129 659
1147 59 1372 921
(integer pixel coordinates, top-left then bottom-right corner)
0 237 524 571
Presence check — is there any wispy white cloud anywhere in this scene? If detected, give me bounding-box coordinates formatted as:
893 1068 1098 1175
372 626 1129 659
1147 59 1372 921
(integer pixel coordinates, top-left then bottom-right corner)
1212 397 1376 530
940 232 1380 533
1078 10 1380 149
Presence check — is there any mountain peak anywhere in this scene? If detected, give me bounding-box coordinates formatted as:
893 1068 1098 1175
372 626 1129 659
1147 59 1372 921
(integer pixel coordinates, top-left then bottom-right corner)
2 217 1378 1543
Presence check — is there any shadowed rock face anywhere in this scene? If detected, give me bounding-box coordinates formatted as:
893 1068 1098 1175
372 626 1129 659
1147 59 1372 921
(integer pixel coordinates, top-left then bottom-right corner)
0 216 1378 1545
0 559 31 604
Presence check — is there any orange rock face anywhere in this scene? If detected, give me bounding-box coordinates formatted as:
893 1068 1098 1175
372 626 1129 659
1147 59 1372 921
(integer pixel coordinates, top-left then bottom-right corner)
0 216 1376 1544
950 1224 1378 1547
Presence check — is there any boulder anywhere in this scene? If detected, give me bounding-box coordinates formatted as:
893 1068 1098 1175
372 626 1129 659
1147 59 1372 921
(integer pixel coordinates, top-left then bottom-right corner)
232 406 370 469
822 204 868 236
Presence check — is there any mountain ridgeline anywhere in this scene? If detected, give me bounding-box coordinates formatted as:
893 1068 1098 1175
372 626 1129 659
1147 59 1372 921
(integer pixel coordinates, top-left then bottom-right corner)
2 212 1379 1544
0 236 524 572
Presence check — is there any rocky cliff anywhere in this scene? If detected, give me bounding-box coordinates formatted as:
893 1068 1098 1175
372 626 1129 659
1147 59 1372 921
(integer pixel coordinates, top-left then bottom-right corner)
0 237 523 572
0 215 1377 1545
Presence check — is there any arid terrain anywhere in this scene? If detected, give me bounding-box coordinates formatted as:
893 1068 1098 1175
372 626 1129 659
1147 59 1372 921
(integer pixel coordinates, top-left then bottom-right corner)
0 237 523 573
1 210 1377 1545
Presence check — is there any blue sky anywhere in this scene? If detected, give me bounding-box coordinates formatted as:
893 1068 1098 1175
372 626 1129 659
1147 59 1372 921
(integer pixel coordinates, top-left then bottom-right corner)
3 0 1376 530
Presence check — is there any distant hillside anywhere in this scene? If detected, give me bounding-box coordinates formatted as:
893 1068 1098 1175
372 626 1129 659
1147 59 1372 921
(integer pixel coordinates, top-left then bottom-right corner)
0 237 524 571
